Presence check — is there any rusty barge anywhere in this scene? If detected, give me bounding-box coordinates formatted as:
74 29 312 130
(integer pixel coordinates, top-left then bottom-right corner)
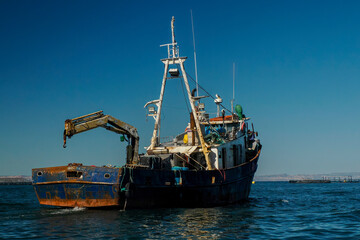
32 17 261 209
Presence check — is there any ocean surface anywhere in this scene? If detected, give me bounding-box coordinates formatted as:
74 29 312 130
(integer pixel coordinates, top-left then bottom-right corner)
1 182 360 239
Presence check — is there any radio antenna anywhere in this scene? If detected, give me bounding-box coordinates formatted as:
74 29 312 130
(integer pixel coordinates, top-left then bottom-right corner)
190 10 198 97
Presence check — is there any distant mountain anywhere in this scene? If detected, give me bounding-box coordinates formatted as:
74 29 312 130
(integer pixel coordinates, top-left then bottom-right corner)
0 176 31 184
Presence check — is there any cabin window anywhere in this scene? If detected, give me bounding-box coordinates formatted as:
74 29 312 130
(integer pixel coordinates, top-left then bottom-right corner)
104 173 110 179
67 171 82 178
221 148 227 169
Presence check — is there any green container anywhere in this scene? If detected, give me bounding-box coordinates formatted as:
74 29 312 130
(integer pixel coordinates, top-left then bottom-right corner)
235 104 243 119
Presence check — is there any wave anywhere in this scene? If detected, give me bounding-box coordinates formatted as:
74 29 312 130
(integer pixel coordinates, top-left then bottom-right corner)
50 207 86 215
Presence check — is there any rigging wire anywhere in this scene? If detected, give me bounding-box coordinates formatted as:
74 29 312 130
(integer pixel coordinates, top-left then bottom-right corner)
190 9 199 97
179 77 191 113
175 153 204 170
175 63 234 115
185 71 233 115
173 65 227 143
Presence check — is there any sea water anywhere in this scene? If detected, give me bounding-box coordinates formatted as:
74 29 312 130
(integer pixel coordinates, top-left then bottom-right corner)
1 182 360 239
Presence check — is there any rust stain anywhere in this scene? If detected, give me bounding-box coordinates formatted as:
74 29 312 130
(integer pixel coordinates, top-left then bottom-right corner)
33 164 122 208
34 180 115 185
39 199 119 208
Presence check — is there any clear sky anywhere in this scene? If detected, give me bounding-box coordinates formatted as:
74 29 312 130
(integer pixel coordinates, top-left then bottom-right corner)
0 0 359 176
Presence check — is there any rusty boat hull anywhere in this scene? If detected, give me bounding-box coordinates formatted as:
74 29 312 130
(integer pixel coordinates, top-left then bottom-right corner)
32 152 259 209
119 153 259 209
32 164 121 208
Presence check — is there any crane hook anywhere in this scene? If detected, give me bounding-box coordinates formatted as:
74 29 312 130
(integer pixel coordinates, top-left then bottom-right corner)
63 130 67 148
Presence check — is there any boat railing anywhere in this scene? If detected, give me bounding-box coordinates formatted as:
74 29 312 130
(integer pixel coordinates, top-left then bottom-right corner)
160 136 175 143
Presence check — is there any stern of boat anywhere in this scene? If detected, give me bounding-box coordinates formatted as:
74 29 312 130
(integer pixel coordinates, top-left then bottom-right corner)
32 163 121 208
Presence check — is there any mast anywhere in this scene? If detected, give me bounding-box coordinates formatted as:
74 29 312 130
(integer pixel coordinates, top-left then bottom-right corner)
147 17 213 170
171 16 177 58
148 61 169 149
149 16 178 150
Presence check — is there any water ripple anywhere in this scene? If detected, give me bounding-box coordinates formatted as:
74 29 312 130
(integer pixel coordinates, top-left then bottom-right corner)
1 183 360 239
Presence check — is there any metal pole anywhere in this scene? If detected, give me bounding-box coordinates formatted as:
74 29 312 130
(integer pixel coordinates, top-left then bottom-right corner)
191 10 199 97
179 60 213 170
149 60 169 149
171 17 176 58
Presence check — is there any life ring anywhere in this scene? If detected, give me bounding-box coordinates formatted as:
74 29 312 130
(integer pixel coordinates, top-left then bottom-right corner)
209 115 233 122
240 122 245 131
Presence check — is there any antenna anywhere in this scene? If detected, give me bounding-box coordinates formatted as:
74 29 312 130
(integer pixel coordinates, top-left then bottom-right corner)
190 10 199 97
231 63 235 113
171 16 176 57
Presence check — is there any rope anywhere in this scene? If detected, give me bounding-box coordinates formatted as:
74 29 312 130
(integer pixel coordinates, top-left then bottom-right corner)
178 66 234 115
174 153 203 170
119 167 127 192
174 66 233 144
129 167 134 183
179 78 190 113
216 168 224 182
249 149 261 162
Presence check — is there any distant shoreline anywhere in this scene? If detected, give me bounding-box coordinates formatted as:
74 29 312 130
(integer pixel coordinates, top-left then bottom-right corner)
254 172 360 182
2 173 360 184
0 176 32 185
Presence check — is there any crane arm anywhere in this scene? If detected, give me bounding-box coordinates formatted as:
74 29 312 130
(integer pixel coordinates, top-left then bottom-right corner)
63 110 139 164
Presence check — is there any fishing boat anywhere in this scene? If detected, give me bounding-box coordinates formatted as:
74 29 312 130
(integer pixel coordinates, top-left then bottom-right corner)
32 17 261 209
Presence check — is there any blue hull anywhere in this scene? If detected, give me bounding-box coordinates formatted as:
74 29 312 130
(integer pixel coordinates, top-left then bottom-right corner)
32 164 121 207
120 156 258 209
33 153 259 208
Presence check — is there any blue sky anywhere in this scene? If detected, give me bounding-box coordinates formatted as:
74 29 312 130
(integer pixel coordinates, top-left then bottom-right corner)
0 0 359 176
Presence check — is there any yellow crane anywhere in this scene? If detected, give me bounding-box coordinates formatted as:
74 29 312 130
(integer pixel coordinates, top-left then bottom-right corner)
63 110 139 164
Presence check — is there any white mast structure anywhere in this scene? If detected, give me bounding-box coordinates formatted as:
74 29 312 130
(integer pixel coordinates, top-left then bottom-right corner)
144 17 212 170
